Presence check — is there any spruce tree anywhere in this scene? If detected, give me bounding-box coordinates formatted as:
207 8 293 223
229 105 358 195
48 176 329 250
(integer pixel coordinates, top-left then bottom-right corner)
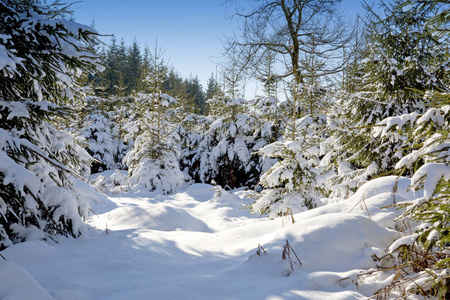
0 0 100 248
124 42 183 194
185 76 206 114
362 2 450 297
206 73 221 101
125 39 142 94
329 0 450 195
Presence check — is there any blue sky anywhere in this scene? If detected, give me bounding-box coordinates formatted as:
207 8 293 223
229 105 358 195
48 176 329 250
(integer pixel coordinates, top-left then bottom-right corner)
73 0 369 92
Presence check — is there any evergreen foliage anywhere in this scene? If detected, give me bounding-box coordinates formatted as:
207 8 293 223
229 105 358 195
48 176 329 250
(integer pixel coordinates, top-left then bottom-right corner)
90 38 208 114
0 0 100 249
81 108 127 173
4 2 450 298
371 93 450 298
252 114 328 216
205 73 221 101
122 47 184 194
361 2 450 297
180 97 275 189
123 93 183 194
329 0 450 196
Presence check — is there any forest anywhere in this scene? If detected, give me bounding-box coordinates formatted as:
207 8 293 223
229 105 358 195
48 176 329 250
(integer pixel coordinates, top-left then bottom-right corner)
0 0 449 299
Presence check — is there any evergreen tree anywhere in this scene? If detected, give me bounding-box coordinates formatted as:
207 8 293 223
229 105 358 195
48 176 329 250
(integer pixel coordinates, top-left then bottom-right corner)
101 36 120 94
80 95 128 173
185 76 206 114
252 114 328 216
0 0 100 249
123 43 183 194
329 0 450 196
359 2 450 297
181 96 273 190
384 96 450 298
256 50 278 98
163 68 183 94
205 73 221 100
221 50 245 99
125 39 142 94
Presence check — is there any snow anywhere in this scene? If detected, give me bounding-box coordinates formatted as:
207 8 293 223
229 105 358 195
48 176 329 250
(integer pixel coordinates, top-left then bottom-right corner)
0 100 29 119
0 172 411 299
411 163 450 199
0 259 54 300
0 44 16 71
388 233 420 253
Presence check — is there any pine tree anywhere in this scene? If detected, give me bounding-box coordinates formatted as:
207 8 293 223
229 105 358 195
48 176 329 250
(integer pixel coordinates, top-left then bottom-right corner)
125 39 142 94
123 42 183 194
0 0 101 249
363 2 450 297
206 73 221 101
329 0 450 196
256 50 278 98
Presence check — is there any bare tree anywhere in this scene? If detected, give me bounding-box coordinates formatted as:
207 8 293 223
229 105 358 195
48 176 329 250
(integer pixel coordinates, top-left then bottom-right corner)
224 0 353 86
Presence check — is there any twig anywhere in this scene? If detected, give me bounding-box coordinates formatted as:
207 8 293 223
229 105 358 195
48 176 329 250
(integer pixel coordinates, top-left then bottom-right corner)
282 207 295 227
257 243 266 256
392 180 399 205
287 240 301 266
348 193 371 219
282 239 302 274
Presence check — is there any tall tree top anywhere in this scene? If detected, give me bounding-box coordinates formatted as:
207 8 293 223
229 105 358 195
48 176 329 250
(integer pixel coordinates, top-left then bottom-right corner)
224 0 353 85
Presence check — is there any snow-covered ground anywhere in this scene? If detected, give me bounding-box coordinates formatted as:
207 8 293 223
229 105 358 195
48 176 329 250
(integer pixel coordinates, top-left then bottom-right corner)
0 173 419 299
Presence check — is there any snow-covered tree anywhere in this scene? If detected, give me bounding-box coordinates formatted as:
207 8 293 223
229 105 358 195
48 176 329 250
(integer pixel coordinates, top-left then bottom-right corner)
368 92 450 298
328 0 450 196
82 109 127 173
181 97 274 189
123 44 184 194
363 2 450 297
0 0 101 249
123 92 183 194
250 71 332 216
252 114 328 216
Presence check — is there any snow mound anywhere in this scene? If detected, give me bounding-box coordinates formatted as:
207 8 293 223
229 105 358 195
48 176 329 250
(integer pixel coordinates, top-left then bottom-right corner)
90 170 129 195
211 186 243 208
182 183 215 202
0 259 54 300
100 204 212 232
254 213 395 274
72 177 109 217
349 176 419 202
297 176 417 229
1 240 59 265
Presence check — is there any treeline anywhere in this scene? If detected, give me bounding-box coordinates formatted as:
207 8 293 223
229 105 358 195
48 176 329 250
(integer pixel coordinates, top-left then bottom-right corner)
85 36 222 114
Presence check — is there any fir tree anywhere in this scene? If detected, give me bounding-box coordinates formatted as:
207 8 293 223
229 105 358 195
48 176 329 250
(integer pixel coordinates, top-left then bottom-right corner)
256 50 278 98
185 76 206 114
123 43 183 194
364 2 450 297
205 73 221 101
329 0 450 196
125 39 143 94
0 0 101 249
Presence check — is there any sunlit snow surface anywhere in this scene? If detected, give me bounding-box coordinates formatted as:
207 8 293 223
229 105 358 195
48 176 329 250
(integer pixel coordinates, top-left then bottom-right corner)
0 173 418 299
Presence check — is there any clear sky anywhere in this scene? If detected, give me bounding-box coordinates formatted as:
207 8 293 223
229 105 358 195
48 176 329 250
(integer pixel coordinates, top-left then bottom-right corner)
72 0 369 93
